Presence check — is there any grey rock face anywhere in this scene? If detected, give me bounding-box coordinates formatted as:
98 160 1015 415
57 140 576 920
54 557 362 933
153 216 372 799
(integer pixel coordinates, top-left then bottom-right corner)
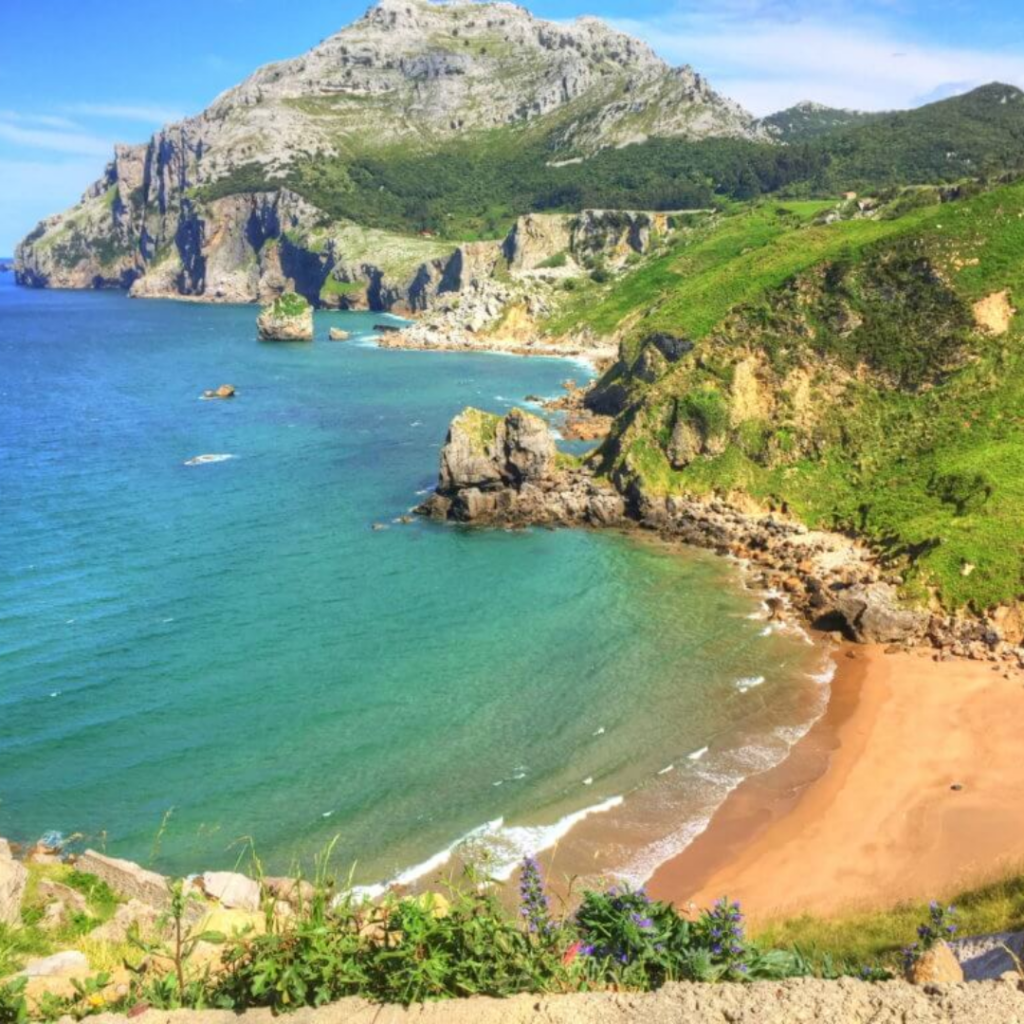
424 406 626 527
833 582 931 643
16 0 760 301
76 849 171 909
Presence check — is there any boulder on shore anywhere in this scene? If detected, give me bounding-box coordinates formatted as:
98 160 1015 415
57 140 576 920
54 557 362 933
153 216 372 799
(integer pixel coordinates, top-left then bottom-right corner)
833 582 930 644
76 849 170 909
202 870 261 912
906 941 965 984
328 328 350 341
257 293 314 341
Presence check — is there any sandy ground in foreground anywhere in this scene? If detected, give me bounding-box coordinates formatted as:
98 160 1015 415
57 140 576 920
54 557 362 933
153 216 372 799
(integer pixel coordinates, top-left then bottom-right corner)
648 645 1024 923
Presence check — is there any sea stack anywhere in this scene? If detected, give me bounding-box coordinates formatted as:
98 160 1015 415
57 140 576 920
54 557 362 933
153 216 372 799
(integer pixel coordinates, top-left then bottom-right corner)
257 292 314 341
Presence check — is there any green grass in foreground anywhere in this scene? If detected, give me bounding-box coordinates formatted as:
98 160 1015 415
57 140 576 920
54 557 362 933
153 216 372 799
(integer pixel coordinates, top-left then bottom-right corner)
757 870 1024 970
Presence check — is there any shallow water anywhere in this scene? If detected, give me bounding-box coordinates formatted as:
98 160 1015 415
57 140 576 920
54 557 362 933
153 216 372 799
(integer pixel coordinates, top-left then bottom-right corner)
0 276 827 885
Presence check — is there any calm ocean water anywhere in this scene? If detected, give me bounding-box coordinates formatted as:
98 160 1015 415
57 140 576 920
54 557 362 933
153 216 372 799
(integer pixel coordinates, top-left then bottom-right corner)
0 274 830 887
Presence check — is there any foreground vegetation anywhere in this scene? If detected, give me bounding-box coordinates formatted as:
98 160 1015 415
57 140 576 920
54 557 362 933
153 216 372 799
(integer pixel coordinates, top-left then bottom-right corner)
6 850 1024 1022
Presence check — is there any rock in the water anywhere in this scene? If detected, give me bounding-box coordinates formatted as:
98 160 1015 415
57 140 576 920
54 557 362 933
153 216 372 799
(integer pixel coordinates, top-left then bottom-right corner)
328 328 350 341
202 384 236 399
833 582 930 644
906 941 965 984
202 870 261 912
424 406 625 528
257 293 314 341
76 849 170 909
0 839 27 927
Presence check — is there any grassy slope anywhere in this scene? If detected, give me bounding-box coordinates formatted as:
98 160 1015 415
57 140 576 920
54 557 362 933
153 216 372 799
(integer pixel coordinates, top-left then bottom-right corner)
756 869 1024 972
192 85 1024 244
580 180 1024 612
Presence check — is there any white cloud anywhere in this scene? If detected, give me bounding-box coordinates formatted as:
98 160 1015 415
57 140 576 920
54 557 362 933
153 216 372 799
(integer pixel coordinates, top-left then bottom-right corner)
66 102 187 124
608 10 1024 114
0 110 82 130
0 118 113 157
0 158 106 255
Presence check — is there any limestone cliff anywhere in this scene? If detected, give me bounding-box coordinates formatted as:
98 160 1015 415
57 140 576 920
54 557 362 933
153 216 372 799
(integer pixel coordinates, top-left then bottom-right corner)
15 0 759 305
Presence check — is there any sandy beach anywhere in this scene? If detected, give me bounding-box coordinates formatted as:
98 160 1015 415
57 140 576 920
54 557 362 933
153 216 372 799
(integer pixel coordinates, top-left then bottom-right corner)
648 645 1024 923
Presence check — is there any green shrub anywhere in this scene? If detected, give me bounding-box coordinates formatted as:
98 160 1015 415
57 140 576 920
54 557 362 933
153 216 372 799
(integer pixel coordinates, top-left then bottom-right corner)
0 979 27 1024
537 251 568 269
270 292 310 318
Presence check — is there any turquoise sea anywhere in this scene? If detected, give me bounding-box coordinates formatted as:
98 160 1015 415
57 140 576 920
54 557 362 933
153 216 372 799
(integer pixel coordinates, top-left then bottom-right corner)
0 273 831 888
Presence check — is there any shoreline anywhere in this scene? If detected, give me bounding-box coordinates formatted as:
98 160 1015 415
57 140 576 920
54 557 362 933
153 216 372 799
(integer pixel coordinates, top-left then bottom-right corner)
647 643 1024 922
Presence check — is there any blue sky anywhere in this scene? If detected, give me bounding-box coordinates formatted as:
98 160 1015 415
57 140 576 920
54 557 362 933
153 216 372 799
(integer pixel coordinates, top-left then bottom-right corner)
2 0 1023 254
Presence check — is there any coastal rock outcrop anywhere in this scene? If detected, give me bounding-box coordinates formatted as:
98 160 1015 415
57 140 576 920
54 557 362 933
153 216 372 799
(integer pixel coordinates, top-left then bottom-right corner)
76 849 172 910
833 583 930 645
15 0 759 304
906 942 965 985
420 407 626 527
257 293 314 341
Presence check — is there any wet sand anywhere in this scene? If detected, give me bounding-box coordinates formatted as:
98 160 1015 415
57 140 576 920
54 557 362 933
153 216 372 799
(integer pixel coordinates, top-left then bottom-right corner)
648 645 1024 923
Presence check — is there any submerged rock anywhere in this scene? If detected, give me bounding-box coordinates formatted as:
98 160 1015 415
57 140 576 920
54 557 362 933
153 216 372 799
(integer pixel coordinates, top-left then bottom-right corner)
202 384 236 399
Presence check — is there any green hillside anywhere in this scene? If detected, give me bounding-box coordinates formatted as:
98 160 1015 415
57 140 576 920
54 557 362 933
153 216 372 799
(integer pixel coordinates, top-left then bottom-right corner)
196 85 1024 241
760 102 882 142
572 179 1024 612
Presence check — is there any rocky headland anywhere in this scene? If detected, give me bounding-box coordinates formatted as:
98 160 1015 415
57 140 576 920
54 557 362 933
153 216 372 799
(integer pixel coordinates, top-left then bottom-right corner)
419 406 1024 666
13 0 753 312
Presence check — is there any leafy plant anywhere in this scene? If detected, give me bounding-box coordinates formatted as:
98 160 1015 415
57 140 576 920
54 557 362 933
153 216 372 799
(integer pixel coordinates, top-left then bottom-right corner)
128 880 225 1009
0 979 27 1024
903 902 958 968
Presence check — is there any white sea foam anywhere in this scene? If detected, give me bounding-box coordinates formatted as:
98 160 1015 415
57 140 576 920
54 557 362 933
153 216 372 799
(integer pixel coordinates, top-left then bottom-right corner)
808 657 837 686
349 797 624 900
687 746 709 761
593 727 606 737
657 764 675 776
735 675 766 693
184 453 234 466
582 777 593 786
